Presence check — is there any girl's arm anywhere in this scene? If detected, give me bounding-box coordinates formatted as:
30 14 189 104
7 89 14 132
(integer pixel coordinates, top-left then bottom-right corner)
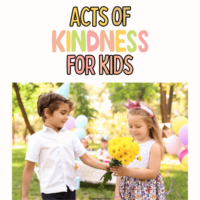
80 152 109 171
114 176 122 199
111 143 161 180
22 161 35 200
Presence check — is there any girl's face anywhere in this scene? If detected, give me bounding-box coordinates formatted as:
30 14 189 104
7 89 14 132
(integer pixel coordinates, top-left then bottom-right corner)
128 114 151 143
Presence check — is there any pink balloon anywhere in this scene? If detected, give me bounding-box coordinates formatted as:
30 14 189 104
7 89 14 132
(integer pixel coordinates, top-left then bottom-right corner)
178 124 188 145
165 135 183 155
64 116 75 130
178 149 188 163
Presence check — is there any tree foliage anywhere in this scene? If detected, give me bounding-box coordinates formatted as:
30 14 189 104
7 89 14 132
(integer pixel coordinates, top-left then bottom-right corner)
12 83 38 135
68 83 98 120
12 82 188 141
106 83 160 113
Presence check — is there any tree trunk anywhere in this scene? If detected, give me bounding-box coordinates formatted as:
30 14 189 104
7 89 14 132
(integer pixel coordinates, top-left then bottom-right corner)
12 83 35 135
167 85 174 122
163 90 167 122
23 128 28 143
160 83 166 123
160 83 174 123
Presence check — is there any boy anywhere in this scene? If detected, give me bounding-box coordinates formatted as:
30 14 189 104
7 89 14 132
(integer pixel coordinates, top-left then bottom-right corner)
96 136 112 160
22 91 109 200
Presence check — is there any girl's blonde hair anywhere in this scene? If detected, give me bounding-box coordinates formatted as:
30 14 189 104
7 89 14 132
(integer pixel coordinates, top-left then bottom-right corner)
128 101 164 160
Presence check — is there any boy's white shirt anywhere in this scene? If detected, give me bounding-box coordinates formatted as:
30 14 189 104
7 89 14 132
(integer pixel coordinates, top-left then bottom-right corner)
96 148 110 160
25 125 86 194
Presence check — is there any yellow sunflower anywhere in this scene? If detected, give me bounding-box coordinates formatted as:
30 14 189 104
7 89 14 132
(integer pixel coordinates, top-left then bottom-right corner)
108 146 118 158
132 142 140 155
123 136 134 143
121 141 127 149
116 144 124 155
137 156 141 161
108 138 117 146
115 137 123 144
128 154 136 162
116 152 123 160
121 156 131 166
124 144 132 152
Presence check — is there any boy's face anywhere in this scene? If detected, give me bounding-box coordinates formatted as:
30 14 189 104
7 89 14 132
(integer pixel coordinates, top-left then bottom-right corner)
45 103 70 132
101 141 108 149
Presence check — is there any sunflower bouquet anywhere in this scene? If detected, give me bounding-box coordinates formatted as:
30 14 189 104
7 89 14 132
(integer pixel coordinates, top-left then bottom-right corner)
98 136 140 190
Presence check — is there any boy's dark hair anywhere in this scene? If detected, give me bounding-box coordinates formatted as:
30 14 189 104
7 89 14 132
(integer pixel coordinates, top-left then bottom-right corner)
37 91 74 122
101 137 108 142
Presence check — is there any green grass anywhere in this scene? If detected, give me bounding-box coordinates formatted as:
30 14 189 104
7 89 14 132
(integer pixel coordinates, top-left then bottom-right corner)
88 142 101 150
12 144 188 200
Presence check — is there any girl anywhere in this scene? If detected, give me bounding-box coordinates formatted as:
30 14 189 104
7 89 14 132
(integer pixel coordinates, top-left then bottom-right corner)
111 99 165 200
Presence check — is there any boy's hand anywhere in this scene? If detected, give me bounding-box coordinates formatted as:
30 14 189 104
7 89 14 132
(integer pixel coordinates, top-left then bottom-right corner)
104 163 110 171
100 150 103 155
106 155 112 159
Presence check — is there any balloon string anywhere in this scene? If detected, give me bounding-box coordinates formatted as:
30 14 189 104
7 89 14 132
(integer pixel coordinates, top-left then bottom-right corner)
165 161 176 195
172 177 181 198
178 166 188 178
165 175 174 195
164 160 187 198
164 160 177 178
164 160 181 198
178 166 188 185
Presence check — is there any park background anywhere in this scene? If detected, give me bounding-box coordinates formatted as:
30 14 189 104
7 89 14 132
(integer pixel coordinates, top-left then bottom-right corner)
12 82 188 200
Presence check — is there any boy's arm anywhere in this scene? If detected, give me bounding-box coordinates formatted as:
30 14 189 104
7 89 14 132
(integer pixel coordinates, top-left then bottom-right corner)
79 153 109 171
22 161 35 200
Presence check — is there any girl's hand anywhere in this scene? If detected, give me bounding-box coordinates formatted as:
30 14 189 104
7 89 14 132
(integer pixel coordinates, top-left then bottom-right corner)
110 165 129 177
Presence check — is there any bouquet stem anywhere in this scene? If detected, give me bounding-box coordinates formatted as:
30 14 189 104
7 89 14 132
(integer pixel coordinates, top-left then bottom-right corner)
98 158 122 190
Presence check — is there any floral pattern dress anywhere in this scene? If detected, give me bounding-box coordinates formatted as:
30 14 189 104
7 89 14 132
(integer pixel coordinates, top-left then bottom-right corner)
120 172 165 200
119 139 166 200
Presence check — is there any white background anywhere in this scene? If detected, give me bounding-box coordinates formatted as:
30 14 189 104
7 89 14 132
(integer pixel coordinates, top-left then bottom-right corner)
0 0 199 199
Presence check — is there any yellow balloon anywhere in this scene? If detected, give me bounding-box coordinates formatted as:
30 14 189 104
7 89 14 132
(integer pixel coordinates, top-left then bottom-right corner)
172 116 188 134
181 154 188 169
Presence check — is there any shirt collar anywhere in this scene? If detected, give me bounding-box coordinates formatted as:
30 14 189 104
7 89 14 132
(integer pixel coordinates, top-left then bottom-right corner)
43 124 67 133
101 147 108 151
